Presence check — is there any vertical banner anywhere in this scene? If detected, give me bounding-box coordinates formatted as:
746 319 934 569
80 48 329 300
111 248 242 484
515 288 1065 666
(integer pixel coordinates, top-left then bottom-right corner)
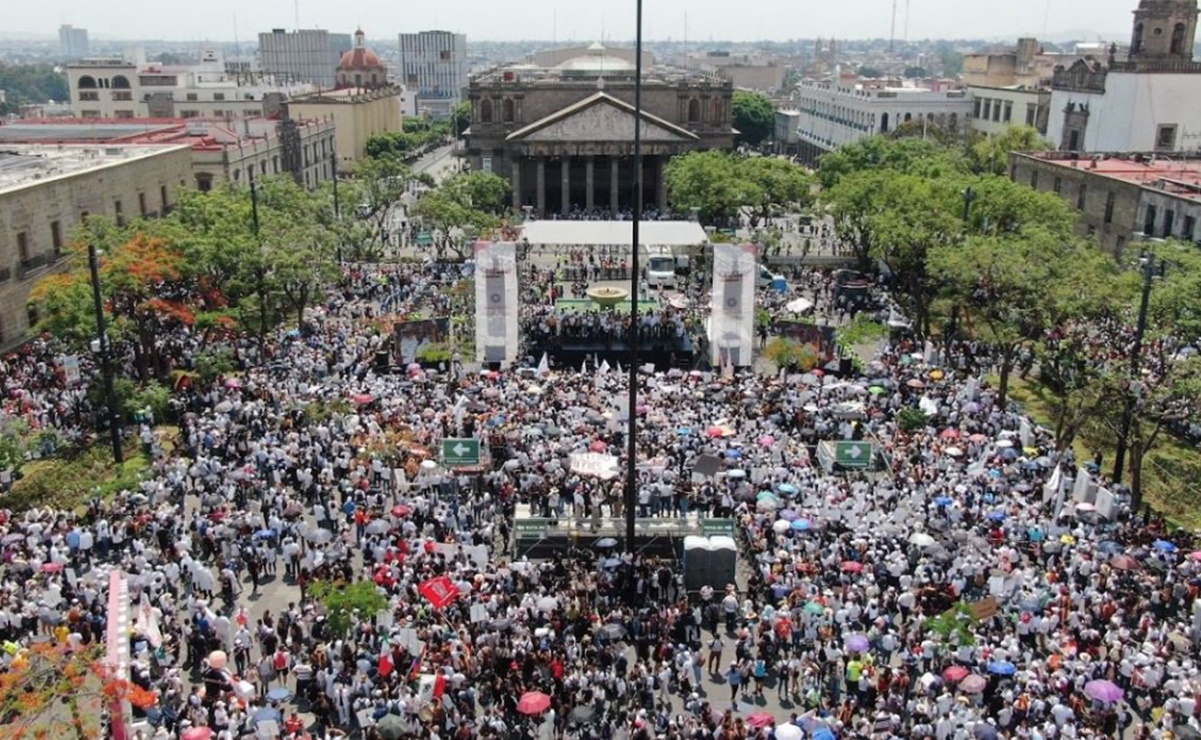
709 243 757 367
474 241 519 365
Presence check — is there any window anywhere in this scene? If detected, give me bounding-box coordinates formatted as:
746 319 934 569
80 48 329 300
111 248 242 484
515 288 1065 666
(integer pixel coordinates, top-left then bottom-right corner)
973 99 982 118
114 110 134 119
114 200 124 226
1143 205 1157 235
111 75 131 89
160 186 169 212
1003 101 1013 123
1172 23 1186 55
880 112 890 133
1132 23 1144 54
992 103 1001 122
1184 215 1196 242
1068 130 1081 152
16 231 30 262
1156 124 1177 151
1104 192 1115 224
687 98 700 123
1026 103 1036 127
213 92 225 101
77 75 97 89
181 110 200 118
196 173 214 192
982 99 991 120
186 93 198 101
1076 183 1087 210
1053 177 1062 194
138 192 147 216
1163 209 1175 238
502 98 515 123
112 91 132 101
50 221 62 252
78 91 99 101
440 50 452 61
479 98 493 123
1030 170 1039 189
81 110 101 118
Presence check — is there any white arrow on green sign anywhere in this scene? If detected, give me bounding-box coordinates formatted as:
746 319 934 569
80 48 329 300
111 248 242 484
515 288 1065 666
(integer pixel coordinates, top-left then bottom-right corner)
442 438 481 466
835 441 873 469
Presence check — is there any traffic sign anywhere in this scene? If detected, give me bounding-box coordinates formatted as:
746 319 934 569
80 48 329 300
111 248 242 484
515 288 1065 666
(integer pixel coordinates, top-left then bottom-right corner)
834 441 874 470
514 518 550 537
442 438 481 466
702 519 735 536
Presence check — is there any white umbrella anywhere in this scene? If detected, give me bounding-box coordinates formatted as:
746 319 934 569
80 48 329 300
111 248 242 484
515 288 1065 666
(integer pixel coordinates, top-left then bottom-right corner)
365 519 391 535
775 725 803 740
536 596 559 612
945 446 964 457
909 532 936 548
772 519 791 534
784 298 813 314
306 529 333 544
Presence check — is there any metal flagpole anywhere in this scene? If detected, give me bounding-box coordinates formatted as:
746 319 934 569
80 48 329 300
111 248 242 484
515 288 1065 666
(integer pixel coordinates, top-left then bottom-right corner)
625 0 645 555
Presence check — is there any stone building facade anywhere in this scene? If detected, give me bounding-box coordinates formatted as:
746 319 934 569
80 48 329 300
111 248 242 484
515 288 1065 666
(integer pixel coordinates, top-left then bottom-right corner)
0 145 193 345
462 46 736 216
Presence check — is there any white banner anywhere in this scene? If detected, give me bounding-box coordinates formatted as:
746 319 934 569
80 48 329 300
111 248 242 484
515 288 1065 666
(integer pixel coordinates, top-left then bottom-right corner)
474 241 519 365
1072 468 1096 504
570 452 620 480
1094 486 1115 520
709 243 757 367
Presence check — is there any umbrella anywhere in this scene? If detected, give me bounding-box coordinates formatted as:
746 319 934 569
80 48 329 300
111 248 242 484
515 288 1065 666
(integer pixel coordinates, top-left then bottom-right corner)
776 483 799 496
589 440 608 453
791 519 813 532
987 661 1016 676
1083 679 1123 704
986 511 1007 522
40 562 64 573
812 728 836 740
377 714 406 740
726 448 743 459
727 469 747 479
841 560 864 573
939 428 960 439
569 705 596 723
254 528 276 539
746 711 775 729
594 537 618 548
996 438 1014 448
909 532 936 547
598 622 627 640
844 635 870 653
365 519 391 535
1110 554 1141 571
758 435 776 447
1168 632 1194 650
1175 727 1201 740
305 528 332 544
772 519 791 534
775 725 803 740
803 601 825 615
778 509 801 522
974 724 999 740
536 596 559 612
1189 551 1201 561
266 686 294 702
352 393 374 405
181 729 214 740
252 707 282 723
960 675 988 693
517 691 552 715
906 378 925 389
1 533 24 545
933 496 953 507
1154 539 1178 553
391 505 412 518
942 666 970 683
868 386 885 395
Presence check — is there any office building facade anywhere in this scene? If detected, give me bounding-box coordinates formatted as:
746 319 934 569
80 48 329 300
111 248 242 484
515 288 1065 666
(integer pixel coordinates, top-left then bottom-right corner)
398 31 468 117
258 29 353 88
59 25 89 61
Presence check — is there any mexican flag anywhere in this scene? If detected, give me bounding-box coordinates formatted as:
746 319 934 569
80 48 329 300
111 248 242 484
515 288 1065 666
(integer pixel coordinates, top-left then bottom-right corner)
416 673 447 704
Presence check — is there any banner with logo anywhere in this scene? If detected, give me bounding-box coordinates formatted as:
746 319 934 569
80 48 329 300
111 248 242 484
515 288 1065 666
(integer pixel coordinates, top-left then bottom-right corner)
474 241 519 365
709 243 757 367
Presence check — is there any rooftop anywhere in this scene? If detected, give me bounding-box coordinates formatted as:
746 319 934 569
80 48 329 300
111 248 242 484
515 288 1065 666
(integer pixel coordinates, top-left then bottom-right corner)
1021 152 1201 203
521 220 708 247
0 144 189 195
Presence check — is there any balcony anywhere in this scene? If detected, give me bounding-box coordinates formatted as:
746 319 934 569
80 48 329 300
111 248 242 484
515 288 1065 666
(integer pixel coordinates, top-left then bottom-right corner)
78 91 99 101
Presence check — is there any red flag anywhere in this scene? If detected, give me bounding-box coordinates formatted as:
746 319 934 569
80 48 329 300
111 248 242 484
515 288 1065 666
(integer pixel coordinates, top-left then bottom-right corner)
419 575 458 610
379 651 394 677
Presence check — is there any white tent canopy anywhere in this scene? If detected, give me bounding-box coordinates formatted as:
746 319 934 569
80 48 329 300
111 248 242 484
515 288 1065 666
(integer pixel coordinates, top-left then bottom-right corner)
520 220 708 248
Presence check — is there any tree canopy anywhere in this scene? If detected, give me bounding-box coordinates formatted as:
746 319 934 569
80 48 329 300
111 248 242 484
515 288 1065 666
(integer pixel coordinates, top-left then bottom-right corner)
969 126 1052 175
0 63 69 114
731 90 776 147
665 150 811 226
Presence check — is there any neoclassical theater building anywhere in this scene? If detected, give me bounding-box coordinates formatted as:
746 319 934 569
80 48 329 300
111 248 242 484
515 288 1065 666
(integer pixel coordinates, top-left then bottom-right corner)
462 44 737 216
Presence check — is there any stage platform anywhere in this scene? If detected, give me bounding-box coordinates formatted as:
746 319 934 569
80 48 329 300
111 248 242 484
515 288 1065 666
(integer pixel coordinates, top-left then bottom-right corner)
511 504 734 559
533 338 696 373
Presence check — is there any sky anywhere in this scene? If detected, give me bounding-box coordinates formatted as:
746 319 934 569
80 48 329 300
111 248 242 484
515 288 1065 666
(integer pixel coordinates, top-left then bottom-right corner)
11 0 1140 43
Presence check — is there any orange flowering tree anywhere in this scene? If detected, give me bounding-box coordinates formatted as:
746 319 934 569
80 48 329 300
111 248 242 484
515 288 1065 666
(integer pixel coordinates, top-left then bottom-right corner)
0 642 157 740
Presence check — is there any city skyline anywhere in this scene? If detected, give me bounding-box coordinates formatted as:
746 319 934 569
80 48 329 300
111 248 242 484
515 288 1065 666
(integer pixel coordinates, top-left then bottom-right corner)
7 0 1148 44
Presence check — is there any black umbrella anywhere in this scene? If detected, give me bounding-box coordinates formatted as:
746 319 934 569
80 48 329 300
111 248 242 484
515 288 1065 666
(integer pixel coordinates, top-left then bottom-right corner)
570 705 596 723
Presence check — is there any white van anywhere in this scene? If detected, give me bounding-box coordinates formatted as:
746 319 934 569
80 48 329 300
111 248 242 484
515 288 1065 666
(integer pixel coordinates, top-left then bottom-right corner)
647 248 680 288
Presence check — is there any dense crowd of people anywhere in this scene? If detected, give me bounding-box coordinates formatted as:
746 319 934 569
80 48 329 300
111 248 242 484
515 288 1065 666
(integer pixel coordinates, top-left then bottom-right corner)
0 254 1198 740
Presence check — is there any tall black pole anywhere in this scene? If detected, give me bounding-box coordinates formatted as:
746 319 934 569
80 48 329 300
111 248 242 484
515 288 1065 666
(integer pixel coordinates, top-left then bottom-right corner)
249 169 261 238
1112 254 1155 490
625 0 645 554
88 244 123 465
962 186 975 224
331 150 342 263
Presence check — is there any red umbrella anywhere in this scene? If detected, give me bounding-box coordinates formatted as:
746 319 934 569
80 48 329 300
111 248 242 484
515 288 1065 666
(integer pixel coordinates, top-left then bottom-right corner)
746 711 775 728
391 505 413 518
840 561 864 573
1110 554 1141 571
517 691 552 715
942 665 970 683
960 675 987 693
41 562 64 573
939 428 960 440
352 394 374 405
181 728 214 740
589 440 608 453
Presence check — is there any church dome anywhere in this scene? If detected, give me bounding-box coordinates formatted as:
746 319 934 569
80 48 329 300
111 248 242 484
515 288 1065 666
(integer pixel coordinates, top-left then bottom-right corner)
338 28 384 72
557 44 635 73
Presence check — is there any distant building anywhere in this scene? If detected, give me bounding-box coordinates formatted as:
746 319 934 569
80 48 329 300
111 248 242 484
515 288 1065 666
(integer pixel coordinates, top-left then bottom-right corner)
788 78 973 165
398 31 468 117
0 144 193 344
464 44 736 216
287 28 402 170
59 25 89 62
526 45 653 70
1048 0 1201 153
66 52 316 120
774 109 801 156
0 116 336 192
258 28 352 88
967 85 1052 137
1010 150 1201 257
697 52 787 94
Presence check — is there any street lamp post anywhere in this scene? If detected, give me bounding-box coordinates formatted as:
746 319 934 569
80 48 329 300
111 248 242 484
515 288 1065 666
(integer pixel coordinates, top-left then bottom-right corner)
625 0 645 554
88 244 124 465
1112 252 1160 493
331 150 343 264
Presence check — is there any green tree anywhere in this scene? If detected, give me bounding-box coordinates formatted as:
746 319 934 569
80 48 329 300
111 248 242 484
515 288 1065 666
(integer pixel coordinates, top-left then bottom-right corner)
969 126 1051 175
664 150 751 224
816 135 969 189
903 66 929 79
0 63 69 114
451 101 472 137
441 171 512 214
307 580 389 639
348 155 416 254
940 49 965 77
731 90 776 147
958 174 1076 239
858 66 884 79
740 156 814 226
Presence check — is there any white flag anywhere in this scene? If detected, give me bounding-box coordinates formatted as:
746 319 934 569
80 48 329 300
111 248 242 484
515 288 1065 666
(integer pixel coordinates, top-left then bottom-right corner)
615 361 623 375
537 352 550 376
599 360 611 375
1019 418 1032 449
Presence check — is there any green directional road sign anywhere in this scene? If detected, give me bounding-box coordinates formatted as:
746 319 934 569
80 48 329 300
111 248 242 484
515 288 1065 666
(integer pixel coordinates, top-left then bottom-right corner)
514 518 550 537
702 519 735 536
835 441 874 469
442 438 481 466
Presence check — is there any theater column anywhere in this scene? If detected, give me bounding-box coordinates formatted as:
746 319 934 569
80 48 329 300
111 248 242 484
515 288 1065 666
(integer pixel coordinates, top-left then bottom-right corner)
510 158 522 210
535 157 546 216
585 155 595 211
561 157 571 216
610 157 620 212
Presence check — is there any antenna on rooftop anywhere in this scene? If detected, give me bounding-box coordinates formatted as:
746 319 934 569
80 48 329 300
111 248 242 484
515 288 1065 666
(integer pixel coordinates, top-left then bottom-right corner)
890 0 898 52
904 0 911 43
294 0 301 29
